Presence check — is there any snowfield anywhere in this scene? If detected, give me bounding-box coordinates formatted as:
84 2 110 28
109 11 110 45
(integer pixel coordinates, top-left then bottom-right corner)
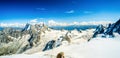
1 33 120 58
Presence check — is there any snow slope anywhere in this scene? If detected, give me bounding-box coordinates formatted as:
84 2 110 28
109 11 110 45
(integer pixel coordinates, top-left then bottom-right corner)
1 34 120 58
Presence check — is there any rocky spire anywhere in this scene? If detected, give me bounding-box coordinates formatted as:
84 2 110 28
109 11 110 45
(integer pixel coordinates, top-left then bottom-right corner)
21 23 31 32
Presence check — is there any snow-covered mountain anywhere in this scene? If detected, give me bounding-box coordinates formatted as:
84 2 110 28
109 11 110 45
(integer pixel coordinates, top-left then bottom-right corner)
0 30 120 58
0 19 119 58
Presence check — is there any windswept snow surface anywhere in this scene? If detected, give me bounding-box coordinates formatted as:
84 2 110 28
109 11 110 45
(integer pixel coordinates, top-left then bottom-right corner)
1 34 120 58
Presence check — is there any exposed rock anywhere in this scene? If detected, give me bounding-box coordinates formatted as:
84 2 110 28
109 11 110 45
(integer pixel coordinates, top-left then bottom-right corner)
0 23 95 56
0 27 22 43
0 23 49 55
92 24 104 38
103 19 120 37
113 19 120 34
62 31 72 43
92 19 120 38
42 40 56 51
55 36 63 47
21 23 31 32
103 23 115 37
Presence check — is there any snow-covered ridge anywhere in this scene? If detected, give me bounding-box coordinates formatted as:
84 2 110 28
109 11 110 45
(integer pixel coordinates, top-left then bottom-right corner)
1 34 120 58
0 20 119 58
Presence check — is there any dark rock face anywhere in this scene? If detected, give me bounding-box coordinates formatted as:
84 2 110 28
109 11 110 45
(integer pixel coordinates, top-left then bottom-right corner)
115 25 120 34
92 19 120 38
113 19 120 34
28 34 34 47
104 19 120 37
92 24 104 38
42 36 64 51
42 40 56 51
104 23 115 37
21 23 31 32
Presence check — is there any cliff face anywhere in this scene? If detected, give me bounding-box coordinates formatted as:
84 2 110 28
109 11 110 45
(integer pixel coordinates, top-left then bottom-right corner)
1 20 119 58
92 19 120 38
0 23 94 56
0 23 49 55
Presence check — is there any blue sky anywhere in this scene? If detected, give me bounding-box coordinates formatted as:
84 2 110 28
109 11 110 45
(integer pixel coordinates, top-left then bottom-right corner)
0 0 120 23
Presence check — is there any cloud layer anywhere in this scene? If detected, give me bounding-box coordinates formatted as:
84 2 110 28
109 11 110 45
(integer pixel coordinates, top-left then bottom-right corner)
0 19 112 27
30 19 38 23
0 23 25 27
48 20 112 26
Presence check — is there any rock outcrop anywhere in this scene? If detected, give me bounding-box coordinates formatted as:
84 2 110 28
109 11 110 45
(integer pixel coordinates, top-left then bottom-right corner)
92 19 120 38
103 19 120 37
42 40 56 51
0 23 49 55
92 24 104 38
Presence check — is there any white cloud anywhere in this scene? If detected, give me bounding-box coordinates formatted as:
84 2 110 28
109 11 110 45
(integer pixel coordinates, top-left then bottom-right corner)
0 23 25 27
48 20 68 26
79 21 112 25
30 19 38 23
48 20 58 26
48 20 112 26
73 22 79 24
48 20 56 24
65 10 75 14
0 19 113 27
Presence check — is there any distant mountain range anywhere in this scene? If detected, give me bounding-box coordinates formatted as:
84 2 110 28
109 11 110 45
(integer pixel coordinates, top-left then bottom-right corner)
0 25 97 31
50 25 97 31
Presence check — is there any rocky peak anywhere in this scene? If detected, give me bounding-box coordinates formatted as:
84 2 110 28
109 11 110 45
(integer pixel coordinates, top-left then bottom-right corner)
92 19 120 38
21 23 31 32
92 24 104 38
